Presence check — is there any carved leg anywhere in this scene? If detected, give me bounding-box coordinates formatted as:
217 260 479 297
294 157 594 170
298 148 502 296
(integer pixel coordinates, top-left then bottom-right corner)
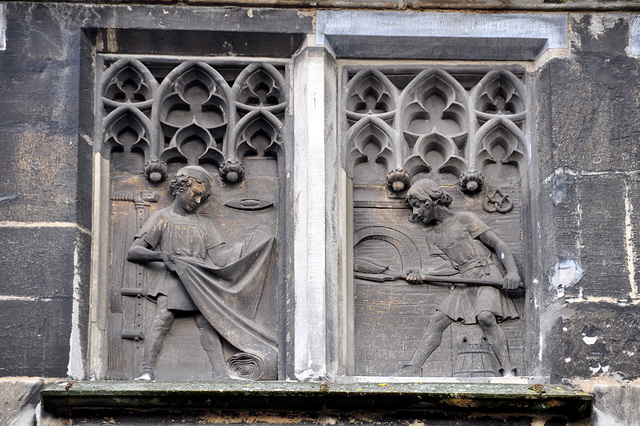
136 296 174 381
396 311 453 376
194 312 229 380
476 311 516 377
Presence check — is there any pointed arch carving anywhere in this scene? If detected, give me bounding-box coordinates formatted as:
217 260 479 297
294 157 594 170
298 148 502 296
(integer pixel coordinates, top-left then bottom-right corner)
101 107 154 160
101 58 157 112
345 116 397 178
476 118 528 172
152 61 232 162
346 68 398 126
342 67 530 188
403 132 468 178
471 70 527 126
398 69 469 159
234 110 283 161
232 63 288 116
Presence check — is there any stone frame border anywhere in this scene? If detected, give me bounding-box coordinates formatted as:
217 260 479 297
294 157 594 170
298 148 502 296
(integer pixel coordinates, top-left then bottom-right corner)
316 11 568 60
313 10 567 379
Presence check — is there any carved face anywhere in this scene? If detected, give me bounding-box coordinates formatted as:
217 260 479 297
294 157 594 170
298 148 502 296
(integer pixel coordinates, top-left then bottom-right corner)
408 197 436 224
175 180 208 213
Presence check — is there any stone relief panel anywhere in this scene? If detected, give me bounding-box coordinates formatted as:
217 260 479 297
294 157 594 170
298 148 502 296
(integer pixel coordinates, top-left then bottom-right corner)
97 57 288 381
343 66 530 377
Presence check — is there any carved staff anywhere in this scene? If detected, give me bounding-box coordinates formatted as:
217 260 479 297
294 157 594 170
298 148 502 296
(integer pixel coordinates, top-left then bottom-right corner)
354 272 523 288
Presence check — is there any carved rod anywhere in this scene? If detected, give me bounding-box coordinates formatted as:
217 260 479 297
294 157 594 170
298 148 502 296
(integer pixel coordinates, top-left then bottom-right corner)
354 272 523 288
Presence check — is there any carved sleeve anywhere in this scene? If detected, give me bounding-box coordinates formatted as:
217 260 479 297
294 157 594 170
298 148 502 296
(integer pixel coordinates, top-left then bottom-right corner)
134 210 165 249
462 212 491 240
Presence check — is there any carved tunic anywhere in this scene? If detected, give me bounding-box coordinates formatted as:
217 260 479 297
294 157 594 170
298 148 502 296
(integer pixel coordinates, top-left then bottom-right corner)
135 208 224 311
427 212 519 324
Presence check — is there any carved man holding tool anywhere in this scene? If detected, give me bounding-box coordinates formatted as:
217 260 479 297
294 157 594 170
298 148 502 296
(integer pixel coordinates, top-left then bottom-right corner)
396 178 521 377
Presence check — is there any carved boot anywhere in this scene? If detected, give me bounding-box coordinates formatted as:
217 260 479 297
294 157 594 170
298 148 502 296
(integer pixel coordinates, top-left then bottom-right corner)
395 364 422 377
500 367 518 377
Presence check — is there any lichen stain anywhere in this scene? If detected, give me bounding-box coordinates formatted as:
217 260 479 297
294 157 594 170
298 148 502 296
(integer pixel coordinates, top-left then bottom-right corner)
198 410 320 424
447 398 477 408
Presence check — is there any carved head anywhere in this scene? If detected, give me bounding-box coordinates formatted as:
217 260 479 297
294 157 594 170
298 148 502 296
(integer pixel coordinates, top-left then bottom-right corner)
406 179 452 224
170 166 214 212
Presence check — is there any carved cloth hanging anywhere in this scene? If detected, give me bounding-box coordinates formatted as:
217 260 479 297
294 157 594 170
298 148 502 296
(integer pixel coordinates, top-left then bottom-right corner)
172 234 277 380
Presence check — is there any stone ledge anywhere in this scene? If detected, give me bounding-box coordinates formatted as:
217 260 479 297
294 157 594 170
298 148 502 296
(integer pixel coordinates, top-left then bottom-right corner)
41 381 593 420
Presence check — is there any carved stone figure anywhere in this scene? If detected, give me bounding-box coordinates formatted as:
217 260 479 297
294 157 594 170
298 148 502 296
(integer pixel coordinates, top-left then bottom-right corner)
396 179 521 377
127 166 276 381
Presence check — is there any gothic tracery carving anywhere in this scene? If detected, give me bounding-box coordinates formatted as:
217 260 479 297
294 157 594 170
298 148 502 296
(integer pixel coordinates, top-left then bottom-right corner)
344 67 529 189
99 60 287 183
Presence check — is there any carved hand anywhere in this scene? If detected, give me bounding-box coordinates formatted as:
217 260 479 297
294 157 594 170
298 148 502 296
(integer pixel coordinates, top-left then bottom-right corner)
160 252 176 272
404 269 424 285
503 271 521 290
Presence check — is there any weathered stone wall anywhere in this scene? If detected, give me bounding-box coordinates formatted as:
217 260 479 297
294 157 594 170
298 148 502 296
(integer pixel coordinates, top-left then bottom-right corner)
2 1 640 424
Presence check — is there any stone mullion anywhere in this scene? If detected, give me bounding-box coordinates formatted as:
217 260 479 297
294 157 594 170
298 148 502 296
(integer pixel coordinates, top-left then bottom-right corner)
292 41 339 380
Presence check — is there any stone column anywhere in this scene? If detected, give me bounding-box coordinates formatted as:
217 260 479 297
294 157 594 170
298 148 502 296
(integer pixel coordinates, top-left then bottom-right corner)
292 38 343 380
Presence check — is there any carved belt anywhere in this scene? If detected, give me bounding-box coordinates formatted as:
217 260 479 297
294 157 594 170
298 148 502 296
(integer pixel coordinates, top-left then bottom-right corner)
457 258 493 276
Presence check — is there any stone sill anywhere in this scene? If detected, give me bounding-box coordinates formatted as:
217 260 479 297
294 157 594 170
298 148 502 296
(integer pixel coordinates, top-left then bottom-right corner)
41 381 593 421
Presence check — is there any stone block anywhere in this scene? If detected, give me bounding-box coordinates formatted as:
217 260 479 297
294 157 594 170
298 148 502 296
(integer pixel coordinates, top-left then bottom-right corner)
0 298 71 377
577 175 629 299
0 227 76 298
0 131 80 223
544 303 640 381
594 384 640 426
535 16 640 174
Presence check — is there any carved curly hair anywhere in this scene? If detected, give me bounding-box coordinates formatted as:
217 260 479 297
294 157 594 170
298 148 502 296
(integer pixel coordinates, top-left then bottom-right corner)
406 178 453 207
169 166 213 201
